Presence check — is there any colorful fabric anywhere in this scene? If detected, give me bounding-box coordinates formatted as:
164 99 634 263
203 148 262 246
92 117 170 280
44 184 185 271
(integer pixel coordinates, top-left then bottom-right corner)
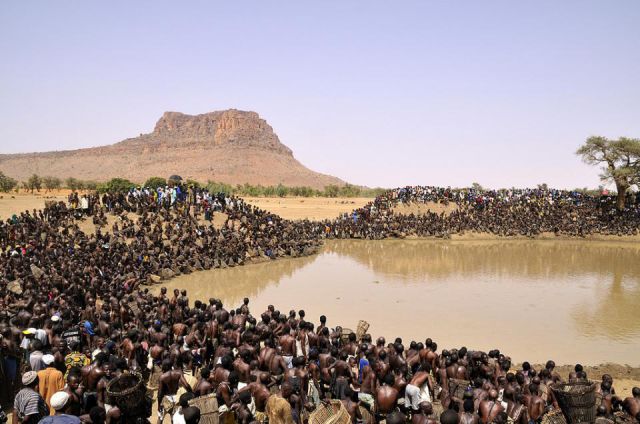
64 352 90 378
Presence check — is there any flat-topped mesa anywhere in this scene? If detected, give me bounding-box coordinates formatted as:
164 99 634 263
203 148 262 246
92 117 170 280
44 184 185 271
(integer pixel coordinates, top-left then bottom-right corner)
0 107 345 188
151 109 292 155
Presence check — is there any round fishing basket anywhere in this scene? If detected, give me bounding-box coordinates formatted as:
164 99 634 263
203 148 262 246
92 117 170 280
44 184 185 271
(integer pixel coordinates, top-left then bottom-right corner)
550 381 597 424
106 371 146 414
309 400 351 424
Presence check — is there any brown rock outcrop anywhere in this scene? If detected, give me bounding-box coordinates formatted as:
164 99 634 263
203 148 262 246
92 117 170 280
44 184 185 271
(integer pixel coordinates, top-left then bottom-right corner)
0 109 344 189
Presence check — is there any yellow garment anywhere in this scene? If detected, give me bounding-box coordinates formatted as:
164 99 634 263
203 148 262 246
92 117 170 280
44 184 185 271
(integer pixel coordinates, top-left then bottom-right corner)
265 394 295 424
176 370 198 398
37 367 65 415
254 411 267 423
64 352 90 379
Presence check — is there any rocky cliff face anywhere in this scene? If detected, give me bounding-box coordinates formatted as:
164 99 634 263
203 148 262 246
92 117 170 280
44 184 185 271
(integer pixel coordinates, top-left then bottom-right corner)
146 110 292 155
0 109 344 189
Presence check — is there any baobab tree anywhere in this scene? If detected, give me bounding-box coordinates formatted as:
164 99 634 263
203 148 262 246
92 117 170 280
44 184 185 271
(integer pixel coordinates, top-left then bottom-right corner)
576 136 640 211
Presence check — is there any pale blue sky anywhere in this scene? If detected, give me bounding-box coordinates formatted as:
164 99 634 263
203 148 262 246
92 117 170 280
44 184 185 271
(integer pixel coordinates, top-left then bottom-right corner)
1 1 639 189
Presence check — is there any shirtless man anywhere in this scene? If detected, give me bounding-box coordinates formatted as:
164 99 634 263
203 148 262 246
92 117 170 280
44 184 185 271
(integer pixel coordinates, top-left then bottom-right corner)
193 367 214 395
479 389 504 424
341 388 363 423
504 389 527 424
233 350 252 384
405 366 433 413
285 356 309 405
524 383 544 423
316 315 327 336
96 362 114 409
269 349 289 381
359 358 378 409
622 387 640 417
64 372 85 416
459 399 480 424
279 326 297 369
243 375 271 414
411 401 438 424
80 352 106 409
376 373 399 420
157 359 192 424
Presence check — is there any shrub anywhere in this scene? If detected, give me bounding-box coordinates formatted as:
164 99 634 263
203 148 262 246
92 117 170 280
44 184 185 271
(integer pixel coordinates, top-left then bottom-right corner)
97 178 136 193
144 177 167 190
0 172 18 192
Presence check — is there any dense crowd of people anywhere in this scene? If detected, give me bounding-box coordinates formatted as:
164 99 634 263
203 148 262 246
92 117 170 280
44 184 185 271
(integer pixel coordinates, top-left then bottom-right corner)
1 183 640 423
329 186 640 239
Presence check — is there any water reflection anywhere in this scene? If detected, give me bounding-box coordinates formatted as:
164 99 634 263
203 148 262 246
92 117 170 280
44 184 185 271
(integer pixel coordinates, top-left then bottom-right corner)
163 254 318 306
159 239 640 365
571 269 640 340
324 239 640 283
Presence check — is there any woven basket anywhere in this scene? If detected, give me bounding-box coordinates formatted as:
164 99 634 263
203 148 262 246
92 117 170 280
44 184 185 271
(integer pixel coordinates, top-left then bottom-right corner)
356 320 370 342
551 381 596 424
128 301 141 317
106 371 146 414
431 400 444 421
188 393 219 424
612 411 634 423
359 405 375 424
448 379 470 399
309 400 351 424
541 409 568 424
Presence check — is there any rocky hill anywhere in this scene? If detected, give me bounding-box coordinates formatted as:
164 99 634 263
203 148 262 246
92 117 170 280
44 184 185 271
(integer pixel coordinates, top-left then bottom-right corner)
0 109 345 189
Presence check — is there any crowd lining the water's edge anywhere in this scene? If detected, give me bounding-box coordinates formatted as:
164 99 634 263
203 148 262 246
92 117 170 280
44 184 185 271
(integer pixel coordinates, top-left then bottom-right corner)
1 185 640 424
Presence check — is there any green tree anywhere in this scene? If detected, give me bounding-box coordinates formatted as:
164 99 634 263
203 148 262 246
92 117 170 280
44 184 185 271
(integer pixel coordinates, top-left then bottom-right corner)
206 181 234 195
576 136 640 210
185 179 202 189
324 185 340 198
144 177 167 190
26 174 42 193
65 177 80 191
42 176 62 192
338 183 362 197
275 183 288 197
97 178 136 193
0 172 18 192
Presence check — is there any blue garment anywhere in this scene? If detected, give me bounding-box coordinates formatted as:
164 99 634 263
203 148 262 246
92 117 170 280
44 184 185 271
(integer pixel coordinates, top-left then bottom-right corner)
40 414 82 424
83 321 95 336
358 358 369 384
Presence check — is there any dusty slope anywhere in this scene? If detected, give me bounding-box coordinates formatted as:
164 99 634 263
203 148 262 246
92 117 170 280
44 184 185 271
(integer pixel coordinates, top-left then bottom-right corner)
0 109 345 189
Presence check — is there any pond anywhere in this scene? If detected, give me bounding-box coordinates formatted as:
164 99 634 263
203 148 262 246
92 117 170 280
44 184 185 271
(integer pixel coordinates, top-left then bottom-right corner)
156 239 640 365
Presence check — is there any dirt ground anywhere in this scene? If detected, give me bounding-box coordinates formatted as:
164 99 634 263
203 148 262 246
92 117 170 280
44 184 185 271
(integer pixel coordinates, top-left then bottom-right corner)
243 196 373 220
0 192 374 221
0 191 69 219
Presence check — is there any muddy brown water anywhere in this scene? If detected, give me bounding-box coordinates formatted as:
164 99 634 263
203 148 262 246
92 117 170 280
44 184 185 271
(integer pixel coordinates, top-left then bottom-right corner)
155 239 640 365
